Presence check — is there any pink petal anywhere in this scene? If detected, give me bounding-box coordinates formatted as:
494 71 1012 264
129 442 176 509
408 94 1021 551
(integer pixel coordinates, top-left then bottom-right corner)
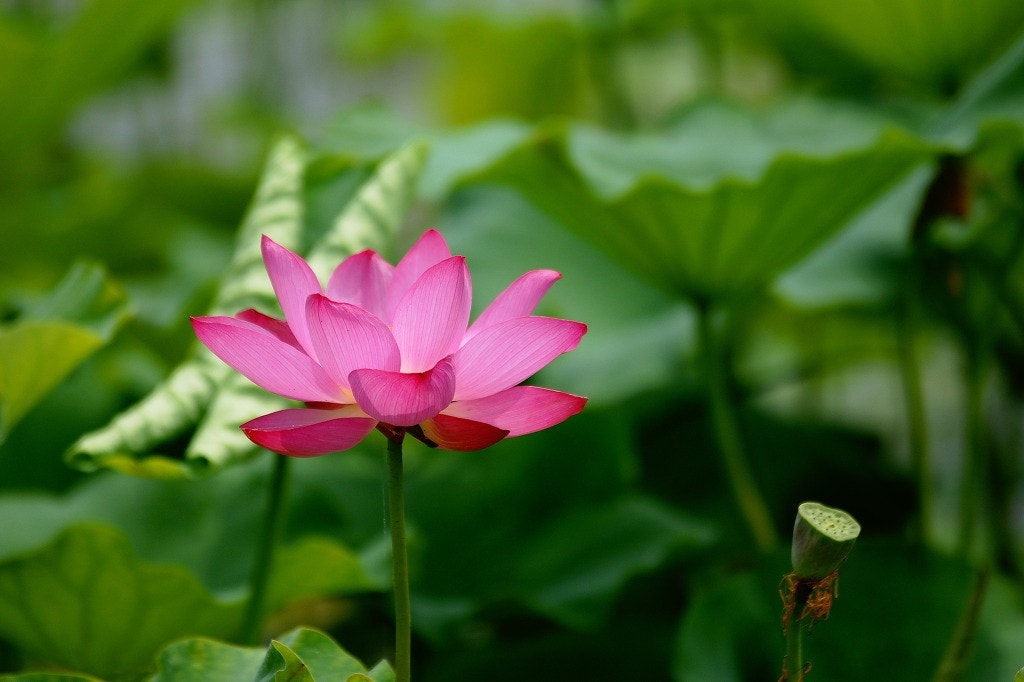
192 316 341 403
261 235 323 358
326 249 394 320
350 356 456 427
419 414 509 451
442 386 587 436
305 294 401 390
384 229 452 323
465 270 561 342
452 317 587 401
241 406 376 457
391 257 471 373
236 309 301 350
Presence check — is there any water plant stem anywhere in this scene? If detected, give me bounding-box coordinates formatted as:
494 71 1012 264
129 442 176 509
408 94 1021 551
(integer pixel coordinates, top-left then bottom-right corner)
696 301 778 553
782 584 810 681
896 259 934 544
932 569 989 682
241 453 291 645
387 437 412 682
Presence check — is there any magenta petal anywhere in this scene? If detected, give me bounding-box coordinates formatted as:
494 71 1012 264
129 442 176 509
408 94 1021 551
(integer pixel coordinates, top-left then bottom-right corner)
235 309 301 350
384 229 452 323
452 316 587 401
261 235 322 358
350 356 456 427
465 270 561 342
391 256 471 373
442 386 586 437
306 294 401 390
326 250 394 320
242 406 376 457
419 414 509 451
191 316 340 402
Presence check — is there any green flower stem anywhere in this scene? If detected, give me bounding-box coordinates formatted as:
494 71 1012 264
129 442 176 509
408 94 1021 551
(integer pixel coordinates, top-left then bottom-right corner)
696 301 778 553
241 453 291 644
896 260 933 544
387 437 412 682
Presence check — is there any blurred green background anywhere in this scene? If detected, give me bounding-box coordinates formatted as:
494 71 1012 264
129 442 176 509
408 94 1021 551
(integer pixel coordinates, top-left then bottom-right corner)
2 0 1024 679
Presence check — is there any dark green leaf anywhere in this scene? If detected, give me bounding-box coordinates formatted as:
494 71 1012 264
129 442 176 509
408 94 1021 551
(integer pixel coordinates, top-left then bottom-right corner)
0 525 242 679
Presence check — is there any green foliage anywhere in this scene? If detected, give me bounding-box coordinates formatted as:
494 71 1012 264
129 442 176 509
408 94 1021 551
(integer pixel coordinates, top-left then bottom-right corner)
0 525 242 678
0 262 129 445
467 123 930 301
3 1 1024 680
148 628 393 682
737 0 1024 91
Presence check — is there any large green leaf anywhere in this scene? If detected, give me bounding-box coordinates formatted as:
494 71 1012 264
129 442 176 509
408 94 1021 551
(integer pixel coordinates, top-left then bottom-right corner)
0 262 129 445
466 113 932 302
0 525 242 679
65 140 424 477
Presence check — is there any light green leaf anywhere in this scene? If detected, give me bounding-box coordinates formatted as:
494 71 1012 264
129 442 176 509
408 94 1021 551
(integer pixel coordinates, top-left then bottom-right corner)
360 661 395 682
255 628 370 682
0 525 242 679
0 261 129 444
66 137 308 477
0 321 102 445
149 638 264 682
256 641 315 682
148 629 382 682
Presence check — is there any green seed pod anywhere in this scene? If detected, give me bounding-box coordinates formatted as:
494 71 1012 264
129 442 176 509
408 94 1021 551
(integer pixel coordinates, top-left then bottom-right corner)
1015 666 1024 682
791 502 861 580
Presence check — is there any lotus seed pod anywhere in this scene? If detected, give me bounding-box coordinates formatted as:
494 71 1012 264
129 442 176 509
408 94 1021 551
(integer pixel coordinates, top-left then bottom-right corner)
1015 666 1024 682
791 502 861 580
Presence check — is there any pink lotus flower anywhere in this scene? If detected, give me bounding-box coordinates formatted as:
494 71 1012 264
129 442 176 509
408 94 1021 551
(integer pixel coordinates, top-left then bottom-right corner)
191 230 587 455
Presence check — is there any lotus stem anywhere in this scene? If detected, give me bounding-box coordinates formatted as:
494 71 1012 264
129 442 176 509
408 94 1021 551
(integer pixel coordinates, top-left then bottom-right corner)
241 453 290 644
932 569 989 682
387 436 412 682
696 300 778 553
781 581 810 681
896 264 933 544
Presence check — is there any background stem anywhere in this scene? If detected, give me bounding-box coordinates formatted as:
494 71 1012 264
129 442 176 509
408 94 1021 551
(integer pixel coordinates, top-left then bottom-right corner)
388 437 412 682
932 569 989 682
241 453 290 645
696 300 778 552
896 256 934 544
